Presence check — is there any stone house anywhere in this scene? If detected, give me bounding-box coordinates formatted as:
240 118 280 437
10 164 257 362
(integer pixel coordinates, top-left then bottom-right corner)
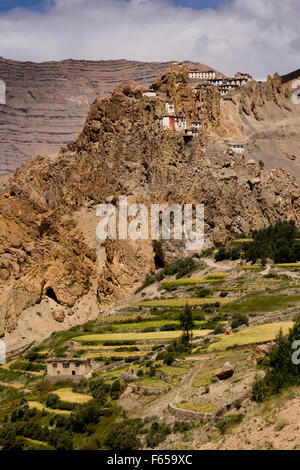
46 357 92 383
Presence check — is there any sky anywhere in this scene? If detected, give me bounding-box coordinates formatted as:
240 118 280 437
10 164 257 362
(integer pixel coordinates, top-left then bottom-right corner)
0 0 299 79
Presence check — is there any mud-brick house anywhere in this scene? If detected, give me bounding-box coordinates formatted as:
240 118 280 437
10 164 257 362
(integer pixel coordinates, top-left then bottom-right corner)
159 115 187 132
46 358 92 383
189 69 216 80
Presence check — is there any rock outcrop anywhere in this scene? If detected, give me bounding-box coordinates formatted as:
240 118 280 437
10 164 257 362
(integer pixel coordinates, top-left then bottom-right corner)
0 58 220 175
0 64 299 352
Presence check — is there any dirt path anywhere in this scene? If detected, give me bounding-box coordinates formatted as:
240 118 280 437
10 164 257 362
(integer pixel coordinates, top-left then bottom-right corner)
202 257 232 271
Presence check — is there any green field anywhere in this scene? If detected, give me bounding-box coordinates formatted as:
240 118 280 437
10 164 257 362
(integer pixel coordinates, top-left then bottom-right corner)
55 388 92 404
135 297 235 308
162 277 225 289
75 329 213 343
221 294 300 315
207 321 293 351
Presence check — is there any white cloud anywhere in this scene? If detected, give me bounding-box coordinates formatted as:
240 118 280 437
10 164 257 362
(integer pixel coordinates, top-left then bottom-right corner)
0 0 299 79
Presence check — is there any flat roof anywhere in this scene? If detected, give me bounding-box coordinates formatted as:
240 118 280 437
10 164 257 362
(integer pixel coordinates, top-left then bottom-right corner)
47 357 91 363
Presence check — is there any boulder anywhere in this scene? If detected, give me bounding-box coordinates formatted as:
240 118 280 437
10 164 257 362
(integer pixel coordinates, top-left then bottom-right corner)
120 372 138 383
250 343 274 364
213 362 234 381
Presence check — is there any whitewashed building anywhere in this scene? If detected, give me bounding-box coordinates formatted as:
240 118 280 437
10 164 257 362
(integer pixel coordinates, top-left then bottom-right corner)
143 90 157 98
159 115 187 132
165 102 175 115
189 69 216 80
230 143 245 154
191 121 202 132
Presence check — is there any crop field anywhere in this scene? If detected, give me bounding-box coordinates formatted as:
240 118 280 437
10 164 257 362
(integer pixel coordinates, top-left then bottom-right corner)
28 401 71 415
207 321 293 351
135 297 235 308
136 377 170 389
55 388 92 404
274 262 300 268
75 329 213 343
161 277 226 289
220 294 300 315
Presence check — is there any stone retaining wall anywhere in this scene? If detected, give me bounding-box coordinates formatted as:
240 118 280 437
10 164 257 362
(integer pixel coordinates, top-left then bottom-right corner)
168 391 251 422
130 385 170 396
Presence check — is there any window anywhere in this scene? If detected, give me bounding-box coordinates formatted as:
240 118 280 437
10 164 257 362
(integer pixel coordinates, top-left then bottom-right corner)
53 363 57 368
63 362 69 369
57 371 60 375
75 362 80 368
72 371 76 376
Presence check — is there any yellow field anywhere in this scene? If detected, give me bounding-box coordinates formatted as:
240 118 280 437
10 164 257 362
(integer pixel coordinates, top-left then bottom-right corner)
28 401 71 415
207 321 293 351
275 262 300 268
75 329 213 343
232 238 254 243
54 388 91 404
85 350 146 359
135 297 235 308
0 381 24 389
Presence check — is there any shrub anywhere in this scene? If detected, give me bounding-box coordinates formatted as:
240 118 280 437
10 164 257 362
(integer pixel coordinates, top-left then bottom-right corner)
104 423 141 450
231 313 249 329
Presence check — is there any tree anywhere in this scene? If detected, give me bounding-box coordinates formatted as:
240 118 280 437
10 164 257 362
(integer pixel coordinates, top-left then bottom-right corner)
252 317 300 402
180 304 195 343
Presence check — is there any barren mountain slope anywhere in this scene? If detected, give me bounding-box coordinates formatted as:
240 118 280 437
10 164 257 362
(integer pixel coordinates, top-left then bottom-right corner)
0 58 222 175
218 70 300 182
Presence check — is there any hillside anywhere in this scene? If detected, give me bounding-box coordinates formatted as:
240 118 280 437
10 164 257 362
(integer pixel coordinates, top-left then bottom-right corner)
0 58 221 175
0 64 300 354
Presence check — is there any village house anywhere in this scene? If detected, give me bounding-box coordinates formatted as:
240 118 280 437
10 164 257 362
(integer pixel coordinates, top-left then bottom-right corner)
229 143 245 154
189 69 216 80
158 115 187 132
46 357 92 383
191 121 202 132
165 102 175 115
143 90 157 98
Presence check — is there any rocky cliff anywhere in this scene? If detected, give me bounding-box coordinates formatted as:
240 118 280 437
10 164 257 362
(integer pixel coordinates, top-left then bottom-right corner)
0 65 299 353
0 58 220 175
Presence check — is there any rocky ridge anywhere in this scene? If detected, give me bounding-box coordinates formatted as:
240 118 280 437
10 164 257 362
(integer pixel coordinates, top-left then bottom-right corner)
0 64 299 352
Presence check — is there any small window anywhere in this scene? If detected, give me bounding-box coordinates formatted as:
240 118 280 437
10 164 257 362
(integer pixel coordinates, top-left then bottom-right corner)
75 362 80 368
53 363 57 368
57 371 60 375
72 371 76 376
63 363 69 369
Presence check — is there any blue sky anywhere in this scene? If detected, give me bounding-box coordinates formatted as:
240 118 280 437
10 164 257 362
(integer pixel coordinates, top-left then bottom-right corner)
0 0 224 13
0 0 298 79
